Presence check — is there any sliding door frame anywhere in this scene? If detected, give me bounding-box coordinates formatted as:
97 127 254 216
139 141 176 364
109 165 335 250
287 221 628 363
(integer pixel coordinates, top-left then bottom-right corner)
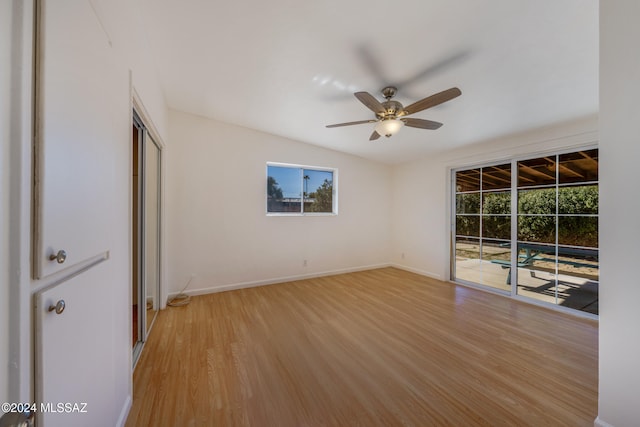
131 89 166 367
449 144 599 319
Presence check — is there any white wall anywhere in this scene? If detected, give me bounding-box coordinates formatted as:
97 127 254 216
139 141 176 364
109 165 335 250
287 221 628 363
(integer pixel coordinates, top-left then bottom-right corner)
166 110 392 295
2 2 633 425
88 0 168 139
390 115 598 280
4 0 35 405
597 1 640 425
4 0 169 422
1 0 12 406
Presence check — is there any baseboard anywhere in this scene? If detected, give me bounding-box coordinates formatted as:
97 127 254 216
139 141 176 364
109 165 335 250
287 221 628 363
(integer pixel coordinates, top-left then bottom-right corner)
167 263 393 301
594 416 614 427
389 263 443 281
116 394 132 427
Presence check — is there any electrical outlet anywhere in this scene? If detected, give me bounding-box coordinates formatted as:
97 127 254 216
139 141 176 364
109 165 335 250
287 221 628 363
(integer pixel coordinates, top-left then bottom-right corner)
401 252 405 259
303 259 308 267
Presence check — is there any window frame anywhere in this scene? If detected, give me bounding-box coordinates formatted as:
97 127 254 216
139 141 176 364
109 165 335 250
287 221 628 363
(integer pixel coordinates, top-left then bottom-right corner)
450 145 599 317
266 162 338 216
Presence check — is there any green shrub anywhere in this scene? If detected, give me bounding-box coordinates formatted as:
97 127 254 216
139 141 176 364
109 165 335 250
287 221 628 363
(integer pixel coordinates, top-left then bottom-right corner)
455 186 598 248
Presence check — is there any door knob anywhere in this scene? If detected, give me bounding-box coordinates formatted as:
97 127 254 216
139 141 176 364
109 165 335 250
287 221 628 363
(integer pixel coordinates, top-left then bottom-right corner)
48 300 65 315
49 249 67 264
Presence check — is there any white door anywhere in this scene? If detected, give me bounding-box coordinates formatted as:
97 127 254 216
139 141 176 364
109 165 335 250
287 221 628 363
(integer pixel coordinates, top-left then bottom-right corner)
34 0 128 278
35 261 119 427
33 0 131 425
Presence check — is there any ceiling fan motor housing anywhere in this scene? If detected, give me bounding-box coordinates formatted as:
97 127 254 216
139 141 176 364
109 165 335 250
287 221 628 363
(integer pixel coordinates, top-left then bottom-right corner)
380 100 404 118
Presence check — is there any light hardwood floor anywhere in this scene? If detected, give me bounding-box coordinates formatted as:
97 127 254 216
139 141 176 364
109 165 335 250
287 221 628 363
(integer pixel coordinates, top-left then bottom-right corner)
126 267 598 426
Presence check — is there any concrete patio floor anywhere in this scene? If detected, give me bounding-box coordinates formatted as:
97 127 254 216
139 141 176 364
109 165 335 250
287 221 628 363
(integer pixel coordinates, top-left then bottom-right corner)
454 258 599 314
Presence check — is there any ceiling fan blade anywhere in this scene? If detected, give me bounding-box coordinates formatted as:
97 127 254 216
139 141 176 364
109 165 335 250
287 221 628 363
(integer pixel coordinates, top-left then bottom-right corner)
401 118 443 130
369 131 381 141
354 92 385 115
356 44 392 88
326 119 377 128
396 52 469 88
400 87 461 116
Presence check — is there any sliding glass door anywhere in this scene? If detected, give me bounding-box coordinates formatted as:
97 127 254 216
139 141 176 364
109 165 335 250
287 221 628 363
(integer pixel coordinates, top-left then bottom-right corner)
515 150 599 313
454 164 512 291
132 110 162 365
452 148 599 315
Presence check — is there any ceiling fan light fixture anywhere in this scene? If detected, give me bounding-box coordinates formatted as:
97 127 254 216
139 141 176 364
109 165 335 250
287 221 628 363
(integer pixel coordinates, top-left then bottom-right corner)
325 86 460 140
375 118 404 137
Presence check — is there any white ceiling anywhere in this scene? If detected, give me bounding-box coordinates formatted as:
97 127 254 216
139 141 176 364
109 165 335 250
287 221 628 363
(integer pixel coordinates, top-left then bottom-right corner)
139 0 598 164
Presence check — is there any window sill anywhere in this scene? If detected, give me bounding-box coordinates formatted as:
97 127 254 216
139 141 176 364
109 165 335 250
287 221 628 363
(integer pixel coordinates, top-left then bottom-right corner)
266 213 338 217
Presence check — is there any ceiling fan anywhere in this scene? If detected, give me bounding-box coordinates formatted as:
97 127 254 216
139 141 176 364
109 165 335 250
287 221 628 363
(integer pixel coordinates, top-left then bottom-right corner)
326 86 461 140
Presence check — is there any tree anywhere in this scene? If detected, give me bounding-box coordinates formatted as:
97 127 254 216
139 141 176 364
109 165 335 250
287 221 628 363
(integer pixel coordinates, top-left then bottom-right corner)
303 174 310 198
306 179 333 212
516 188 556 243
455 186 598 248
517 186 598 247
482 192 511 239
557 185 598 247
267 176 283 199
267 176 283 214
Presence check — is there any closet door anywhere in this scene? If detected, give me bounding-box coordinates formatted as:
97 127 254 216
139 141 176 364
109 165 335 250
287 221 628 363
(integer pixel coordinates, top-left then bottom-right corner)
143 136 161 333
34 0 128 278
33 0 129 426
35 261 118 427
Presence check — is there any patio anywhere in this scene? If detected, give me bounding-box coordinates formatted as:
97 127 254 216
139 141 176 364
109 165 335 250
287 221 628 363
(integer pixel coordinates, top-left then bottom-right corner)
455 257 599 314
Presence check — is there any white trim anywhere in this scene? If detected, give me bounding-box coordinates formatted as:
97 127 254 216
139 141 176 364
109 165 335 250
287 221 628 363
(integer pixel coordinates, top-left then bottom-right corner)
132 90 168 311
132 88 165 149
444 163 454 282
14 0 35 405
266 213 339 217
446 128 598 170
593 416 614 427
115 394 132 427
166 263 391 300
448 142 599 175
30 252 108 294
390 263 443 281
267 161 336 171
165 264 599 322
511 158 518 295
